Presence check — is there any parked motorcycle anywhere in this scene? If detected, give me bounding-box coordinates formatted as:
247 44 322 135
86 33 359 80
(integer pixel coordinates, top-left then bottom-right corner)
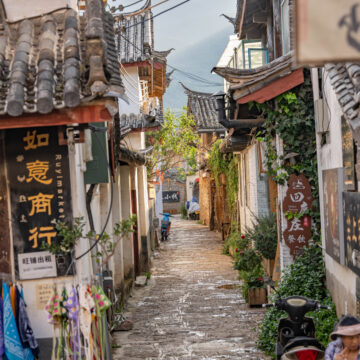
263 295 331 360
160 213 173 241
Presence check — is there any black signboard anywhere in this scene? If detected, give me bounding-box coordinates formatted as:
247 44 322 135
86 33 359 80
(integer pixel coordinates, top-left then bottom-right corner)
344 192 360 276
342 117 356 191
162 191 180 203
5 127 73 277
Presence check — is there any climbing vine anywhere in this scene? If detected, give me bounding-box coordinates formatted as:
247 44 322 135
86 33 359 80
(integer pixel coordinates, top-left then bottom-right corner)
208 139 239 213
254 70 320 239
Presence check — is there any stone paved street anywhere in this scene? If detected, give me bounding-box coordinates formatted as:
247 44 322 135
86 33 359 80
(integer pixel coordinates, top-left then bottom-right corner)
113 217 268 359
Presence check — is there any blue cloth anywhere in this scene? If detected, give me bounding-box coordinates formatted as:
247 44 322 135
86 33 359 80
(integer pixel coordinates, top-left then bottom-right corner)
3 283 24 360
0 295 4 357
325 339 360 359
17 287 38 358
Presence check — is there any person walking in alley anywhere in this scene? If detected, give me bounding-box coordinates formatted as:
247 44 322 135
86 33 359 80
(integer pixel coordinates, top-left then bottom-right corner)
325 316 360 360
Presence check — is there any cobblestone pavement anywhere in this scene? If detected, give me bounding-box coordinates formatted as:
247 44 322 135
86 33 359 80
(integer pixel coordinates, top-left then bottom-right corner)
113 217 269 360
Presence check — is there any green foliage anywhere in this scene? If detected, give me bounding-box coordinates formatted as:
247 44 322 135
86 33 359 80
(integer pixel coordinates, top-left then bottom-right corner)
208 140 228 187
234 247 265 300
223 230 249 255
146 107 200 179
43 215 137 272
234 248 262 272
255 71 320 241
250 214 278 260
257 245 338 358
208 139 239 213
180 204 187 219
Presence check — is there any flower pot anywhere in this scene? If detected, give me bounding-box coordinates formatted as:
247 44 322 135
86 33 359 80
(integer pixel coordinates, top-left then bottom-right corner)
247 287 267 307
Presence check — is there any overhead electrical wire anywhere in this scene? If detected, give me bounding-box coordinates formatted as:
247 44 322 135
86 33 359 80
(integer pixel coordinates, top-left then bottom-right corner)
114 0 191 27
123 0 145 9
117 32 222 87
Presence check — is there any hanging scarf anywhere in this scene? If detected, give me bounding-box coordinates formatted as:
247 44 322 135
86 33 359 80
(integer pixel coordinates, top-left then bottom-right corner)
64 287 80 360
57 288 69 360
45 288 61 360
3 283 24 360
0 295 4 358
16 287 39 359
92 286 111 359
79 285 95 360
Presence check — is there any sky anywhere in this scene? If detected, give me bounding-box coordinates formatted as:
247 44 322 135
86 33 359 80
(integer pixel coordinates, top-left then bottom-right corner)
119 0 237 111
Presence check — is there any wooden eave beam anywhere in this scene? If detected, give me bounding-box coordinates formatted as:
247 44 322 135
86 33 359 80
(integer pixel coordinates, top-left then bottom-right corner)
0 104 113 130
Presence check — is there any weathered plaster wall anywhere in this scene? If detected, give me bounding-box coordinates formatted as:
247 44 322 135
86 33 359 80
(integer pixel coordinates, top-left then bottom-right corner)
317 74 357 316
199 174 211 226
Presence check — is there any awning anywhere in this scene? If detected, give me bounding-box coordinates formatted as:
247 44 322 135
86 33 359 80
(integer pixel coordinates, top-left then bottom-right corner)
236 68 304 104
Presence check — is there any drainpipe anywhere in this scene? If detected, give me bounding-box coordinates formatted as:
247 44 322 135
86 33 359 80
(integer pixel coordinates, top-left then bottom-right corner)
213 91 265 128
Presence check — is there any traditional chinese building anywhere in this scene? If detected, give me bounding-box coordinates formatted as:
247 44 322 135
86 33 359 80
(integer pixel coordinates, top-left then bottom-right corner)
181 83 227 230
212 0 312 277
114 0 171 276
311 61 360 316
0 0 139 356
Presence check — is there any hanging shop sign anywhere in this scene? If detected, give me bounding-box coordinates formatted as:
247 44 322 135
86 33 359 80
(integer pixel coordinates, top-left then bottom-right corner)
296 0 360 64
344 192 360 276
283 174 313 258
162 191 180 203
5 127 73 279
322 168 345 264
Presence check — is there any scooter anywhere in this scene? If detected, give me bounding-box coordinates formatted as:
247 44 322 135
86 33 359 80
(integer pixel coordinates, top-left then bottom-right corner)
160 213 173 241
263 295 331 360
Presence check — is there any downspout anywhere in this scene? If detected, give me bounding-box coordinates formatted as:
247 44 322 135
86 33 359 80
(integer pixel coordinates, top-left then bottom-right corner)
213 91 265 128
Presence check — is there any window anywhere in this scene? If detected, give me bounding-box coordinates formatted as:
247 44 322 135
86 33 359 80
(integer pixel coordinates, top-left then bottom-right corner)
281 0 291 54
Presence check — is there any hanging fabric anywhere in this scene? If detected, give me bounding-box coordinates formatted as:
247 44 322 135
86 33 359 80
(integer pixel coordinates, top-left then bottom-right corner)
79 284 95 360
3 283 24 360
64 286 80 360
16 286 39 359
0 294 4 358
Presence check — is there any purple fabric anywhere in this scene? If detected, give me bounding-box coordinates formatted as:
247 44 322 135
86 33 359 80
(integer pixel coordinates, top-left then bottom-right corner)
65 287 80 360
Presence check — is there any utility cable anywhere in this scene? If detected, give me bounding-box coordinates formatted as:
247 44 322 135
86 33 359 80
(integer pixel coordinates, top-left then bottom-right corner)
114 0 190 27
123 0 145 8
117 32 222 87
124 0 173 18
75 125 114 261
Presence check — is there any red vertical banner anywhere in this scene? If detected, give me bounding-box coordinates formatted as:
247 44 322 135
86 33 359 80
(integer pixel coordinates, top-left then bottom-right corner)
283 174 313 258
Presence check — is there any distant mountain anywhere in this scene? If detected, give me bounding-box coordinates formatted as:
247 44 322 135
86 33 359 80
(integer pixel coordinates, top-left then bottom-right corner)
163 28 230 113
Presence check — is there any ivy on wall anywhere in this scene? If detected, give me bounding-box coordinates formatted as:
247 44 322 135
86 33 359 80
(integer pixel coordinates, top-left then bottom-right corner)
208 139 239 214
254 70 320 239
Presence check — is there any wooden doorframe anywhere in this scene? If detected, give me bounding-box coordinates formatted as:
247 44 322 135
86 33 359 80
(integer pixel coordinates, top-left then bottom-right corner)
131 189 140 276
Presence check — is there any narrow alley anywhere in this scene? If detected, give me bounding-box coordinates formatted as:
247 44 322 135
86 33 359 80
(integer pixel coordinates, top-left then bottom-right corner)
113 217 268 360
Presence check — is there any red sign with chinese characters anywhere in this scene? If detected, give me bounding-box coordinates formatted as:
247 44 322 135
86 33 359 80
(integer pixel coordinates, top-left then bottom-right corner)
283 174 313 258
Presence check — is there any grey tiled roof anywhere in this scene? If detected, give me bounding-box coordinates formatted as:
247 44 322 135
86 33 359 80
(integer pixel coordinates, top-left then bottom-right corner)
181 83 225 133
120 108 163 133
116 0 153 64
326 63 360 144
0 0 124 117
